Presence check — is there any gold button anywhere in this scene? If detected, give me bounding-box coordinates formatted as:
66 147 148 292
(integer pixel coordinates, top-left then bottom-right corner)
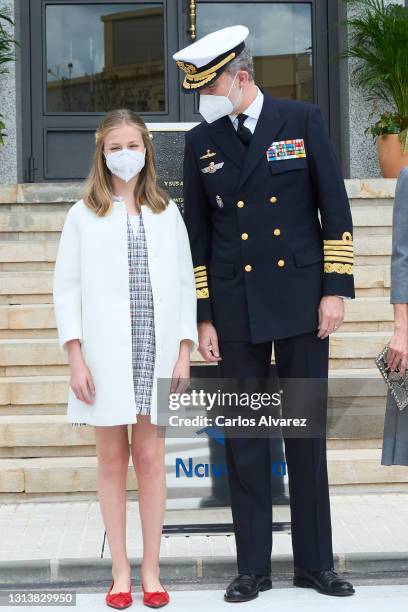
244 264 252 272
277 259 285 267
237 200 245 208
241 232 248 240
273 228 281 236
270 196 278 204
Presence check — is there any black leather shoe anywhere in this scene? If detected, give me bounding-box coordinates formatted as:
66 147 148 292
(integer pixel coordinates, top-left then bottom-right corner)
293 567 355 596
224 574 272 602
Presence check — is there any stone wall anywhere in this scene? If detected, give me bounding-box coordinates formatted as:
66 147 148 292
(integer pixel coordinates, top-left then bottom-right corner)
0 0 17 184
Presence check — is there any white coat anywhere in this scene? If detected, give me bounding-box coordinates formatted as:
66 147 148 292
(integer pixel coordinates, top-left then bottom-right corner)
52 197 198 426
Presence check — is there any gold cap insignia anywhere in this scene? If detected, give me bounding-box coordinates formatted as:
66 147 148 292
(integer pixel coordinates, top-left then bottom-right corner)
176 61 197 75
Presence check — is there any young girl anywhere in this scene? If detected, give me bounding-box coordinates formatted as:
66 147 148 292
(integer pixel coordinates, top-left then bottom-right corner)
52 109 198 609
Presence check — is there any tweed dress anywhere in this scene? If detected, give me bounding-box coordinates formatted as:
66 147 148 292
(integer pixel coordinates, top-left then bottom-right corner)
71 204 155 426
126 211 156 415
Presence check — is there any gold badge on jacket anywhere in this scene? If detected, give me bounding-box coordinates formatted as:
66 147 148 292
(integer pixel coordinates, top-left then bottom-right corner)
200 149 217 159
201 161 224 174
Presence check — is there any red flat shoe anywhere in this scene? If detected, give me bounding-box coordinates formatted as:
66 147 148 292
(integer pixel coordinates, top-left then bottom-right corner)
142 584 170 608
106 578 133 609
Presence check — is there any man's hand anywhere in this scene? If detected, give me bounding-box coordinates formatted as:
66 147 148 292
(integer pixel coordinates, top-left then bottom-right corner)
198 320 222 362
317 296 344 339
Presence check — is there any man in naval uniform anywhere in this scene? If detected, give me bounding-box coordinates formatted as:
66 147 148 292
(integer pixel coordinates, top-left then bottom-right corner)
173 25 355 601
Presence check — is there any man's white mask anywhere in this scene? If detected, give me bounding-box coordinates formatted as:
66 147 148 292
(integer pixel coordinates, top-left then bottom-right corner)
198 72 243 123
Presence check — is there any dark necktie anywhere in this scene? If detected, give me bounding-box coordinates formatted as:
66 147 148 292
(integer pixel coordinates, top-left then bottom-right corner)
236 113 253 146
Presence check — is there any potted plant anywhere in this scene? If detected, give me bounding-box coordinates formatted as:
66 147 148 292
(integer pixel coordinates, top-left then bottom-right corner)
342 0 408 177
0 7 18 146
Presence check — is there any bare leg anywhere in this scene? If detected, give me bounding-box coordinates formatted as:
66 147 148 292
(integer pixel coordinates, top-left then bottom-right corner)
131 416 166 592
94 424 131 593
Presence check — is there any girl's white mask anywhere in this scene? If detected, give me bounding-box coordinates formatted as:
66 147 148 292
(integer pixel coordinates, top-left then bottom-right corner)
104 148 146 182
198 72 243 124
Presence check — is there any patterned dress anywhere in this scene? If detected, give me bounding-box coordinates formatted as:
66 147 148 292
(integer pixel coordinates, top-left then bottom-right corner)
127 211 156 415
71 203 155 427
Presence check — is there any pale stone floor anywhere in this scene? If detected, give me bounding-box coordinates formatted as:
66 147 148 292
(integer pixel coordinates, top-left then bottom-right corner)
1 493 408 561
2 585 408 612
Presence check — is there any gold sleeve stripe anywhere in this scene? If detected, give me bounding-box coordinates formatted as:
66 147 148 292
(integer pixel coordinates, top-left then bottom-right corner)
324 250 354 257
323 232 354 273
324 262 353 275
323 245 353 252
193 264 209 297
323 250 354 258
324 256 354 263
197 288 209 299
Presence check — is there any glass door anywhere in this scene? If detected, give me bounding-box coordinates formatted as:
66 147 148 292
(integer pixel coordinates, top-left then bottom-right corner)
181 0 335 144
28 0 179 181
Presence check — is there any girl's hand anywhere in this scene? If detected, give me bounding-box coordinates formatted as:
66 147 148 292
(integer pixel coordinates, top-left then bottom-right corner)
69 355 96 404
387 327 408 377
170 340 191 394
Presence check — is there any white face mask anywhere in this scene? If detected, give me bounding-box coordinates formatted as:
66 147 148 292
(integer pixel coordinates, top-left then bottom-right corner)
199 72 243 124
104 148 146 182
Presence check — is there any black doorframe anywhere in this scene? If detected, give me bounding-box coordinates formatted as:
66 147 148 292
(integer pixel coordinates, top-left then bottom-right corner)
20 0 346 182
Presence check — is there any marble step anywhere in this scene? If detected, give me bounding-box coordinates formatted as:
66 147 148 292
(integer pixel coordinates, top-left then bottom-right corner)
0 199 393 232
0 235 392 264
0 297 394 333
0 448 405 496
0 333 390 370
0 413 384 454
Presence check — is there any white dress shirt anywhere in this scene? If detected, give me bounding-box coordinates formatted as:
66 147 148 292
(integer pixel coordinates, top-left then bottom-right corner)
229 86 264 133
228 87 348 303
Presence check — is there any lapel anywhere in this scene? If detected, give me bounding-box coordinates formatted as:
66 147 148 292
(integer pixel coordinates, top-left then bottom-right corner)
237 89 287 190
207 113 247 170
206 89 287 191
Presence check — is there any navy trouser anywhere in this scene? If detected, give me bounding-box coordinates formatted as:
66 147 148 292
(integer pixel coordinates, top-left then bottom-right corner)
217 331 334 575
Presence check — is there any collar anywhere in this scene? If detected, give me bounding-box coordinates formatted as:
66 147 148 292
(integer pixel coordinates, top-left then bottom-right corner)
229 85 264 123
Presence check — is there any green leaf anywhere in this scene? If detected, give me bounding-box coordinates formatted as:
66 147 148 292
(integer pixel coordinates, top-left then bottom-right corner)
399 128 408 154
341 1 408 125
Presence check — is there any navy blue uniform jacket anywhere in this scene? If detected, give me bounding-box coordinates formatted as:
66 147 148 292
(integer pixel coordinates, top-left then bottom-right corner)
182 89 355 343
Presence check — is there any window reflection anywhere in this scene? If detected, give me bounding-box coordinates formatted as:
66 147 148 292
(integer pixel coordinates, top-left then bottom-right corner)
46 3 165 113
196 2 313 101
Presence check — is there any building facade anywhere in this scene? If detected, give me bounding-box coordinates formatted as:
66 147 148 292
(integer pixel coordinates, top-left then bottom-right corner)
0 0 405 188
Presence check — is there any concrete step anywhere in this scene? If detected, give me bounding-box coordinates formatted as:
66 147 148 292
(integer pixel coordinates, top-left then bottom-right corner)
0 242 58 263
0 415 95 452
0 375 68 406
0 297 393 333
0 455 137 494
0 368 389 445
0 303 56 330
0 272 53 296
327 448 408 489
0 332 390 369
0 238 391 262
0 208 67 233
0 199 393 232
0 447 404 498
0 407 383 458
0 266 390 303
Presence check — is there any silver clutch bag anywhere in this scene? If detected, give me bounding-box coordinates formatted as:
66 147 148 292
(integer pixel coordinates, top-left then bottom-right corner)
375 344 408 411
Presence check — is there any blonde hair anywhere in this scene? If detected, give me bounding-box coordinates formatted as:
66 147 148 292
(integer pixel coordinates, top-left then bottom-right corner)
82 109 169 216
